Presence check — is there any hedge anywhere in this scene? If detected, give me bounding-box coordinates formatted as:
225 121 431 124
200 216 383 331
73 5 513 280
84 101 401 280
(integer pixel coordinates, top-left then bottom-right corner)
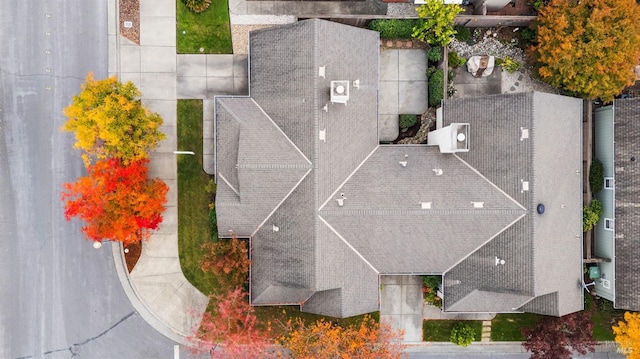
428 68 444 107
589 158 604 194
368 19 418 39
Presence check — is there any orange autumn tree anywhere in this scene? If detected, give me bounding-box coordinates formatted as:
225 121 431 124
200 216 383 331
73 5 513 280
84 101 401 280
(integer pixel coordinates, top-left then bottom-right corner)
278 315 406 359
189 288 277 358
532 0 640 102
613 312 640 358
61 158 168 246
200 233 250 292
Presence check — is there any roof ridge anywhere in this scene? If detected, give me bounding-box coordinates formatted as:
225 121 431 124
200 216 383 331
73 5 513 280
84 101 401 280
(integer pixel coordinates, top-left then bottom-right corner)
237 163 312 169
454 154 527 211
318 215 379 274
318 146 380 211
251 168 313 237
320 209 527 216
443 211 527 275
217 172 240 197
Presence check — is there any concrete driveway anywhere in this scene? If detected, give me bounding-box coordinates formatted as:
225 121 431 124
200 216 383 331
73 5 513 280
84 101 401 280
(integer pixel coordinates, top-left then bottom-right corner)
380 275 424 342
379 49 429 142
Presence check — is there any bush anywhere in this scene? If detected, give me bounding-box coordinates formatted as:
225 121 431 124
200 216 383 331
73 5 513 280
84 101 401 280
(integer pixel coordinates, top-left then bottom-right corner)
181 0 212 13
448 51 466 68
447 69 457 82
454 25 471 42
427 46 442 63
422 276 442 308
450 323 475 347
369 19 418 39
597 298 616 313
497 56 522 74
521 27 536 42
208 205 218 239
428 68 444 107
400 114 418 129
589 158 604 194
583 199 603 232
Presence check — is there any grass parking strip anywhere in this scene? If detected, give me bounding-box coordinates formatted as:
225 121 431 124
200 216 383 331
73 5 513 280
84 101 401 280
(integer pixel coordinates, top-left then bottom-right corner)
177 99 219 296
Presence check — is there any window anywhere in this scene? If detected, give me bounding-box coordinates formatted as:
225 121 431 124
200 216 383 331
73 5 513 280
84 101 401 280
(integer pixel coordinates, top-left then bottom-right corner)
604 177 614 189
604 218 614 231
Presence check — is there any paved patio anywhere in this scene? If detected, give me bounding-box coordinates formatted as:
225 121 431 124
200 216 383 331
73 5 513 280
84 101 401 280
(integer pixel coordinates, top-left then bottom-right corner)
379 49 429 142
451 63 502 98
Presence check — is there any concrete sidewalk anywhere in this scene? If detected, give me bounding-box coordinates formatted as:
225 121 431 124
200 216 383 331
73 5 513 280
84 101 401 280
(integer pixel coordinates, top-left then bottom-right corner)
108 0 209 344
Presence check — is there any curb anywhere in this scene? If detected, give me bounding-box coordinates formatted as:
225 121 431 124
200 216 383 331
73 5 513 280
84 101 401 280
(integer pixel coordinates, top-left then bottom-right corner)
106 0 189 346
111 242 189 345
403 341 621 354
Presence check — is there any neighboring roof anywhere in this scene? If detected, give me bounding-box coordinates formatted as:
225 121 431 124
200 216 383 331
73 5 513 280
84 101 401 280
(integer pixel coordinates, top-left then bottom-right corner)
441 92 583 316
613 97 640 310
214 19 584 318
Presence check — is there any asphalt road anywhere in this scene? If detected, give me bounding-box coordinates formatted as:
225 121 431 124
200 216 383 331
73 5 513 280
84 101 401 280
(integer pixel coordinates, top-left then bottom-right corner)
0 1 184 358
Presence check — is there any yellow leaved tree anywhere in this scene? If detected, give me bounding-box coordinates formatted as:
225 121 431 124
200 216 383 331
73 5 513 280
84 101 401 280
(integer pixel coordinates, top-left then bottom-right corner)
62 73 165 166
614 312 640 358
532 0 640 102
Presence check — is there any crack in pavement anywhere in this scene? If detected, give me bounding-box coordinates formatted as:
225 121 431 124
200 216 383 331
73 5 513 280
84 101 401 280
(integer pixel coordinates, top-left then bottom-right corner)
15 311 136 359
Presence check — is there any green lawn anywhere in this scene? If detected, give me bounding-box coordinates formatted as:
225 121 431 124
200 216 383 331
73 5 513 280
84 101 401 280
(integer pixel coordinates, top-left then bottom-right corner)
177 99 219 296
177 0 232 54
586 294 625 340
491 297 625 342
423 320 483 342
491 313 545 341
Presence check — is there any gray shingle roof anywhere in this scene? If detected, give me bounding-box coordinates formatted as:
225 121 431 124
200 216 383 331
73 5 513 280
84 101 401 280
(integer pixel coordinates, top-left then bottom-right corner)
226 19 380 317
320 145 525 274
214 19 583 318
613 98 640 310
215 97 312 236
441 93 583 316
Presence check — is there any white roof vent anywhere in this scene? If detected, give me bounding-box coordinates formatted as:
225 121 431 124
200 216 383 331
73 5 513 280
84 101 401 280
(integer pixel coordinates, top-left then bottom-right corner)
399 161 407 167
495 256 505 265
421 202 432 209
353 79 360 89
433 168 443 176
272 225 279 232
520 127 529 141
472 201 484 208
319 129 326 142
521 180 529 192
319 66 325 78
330 80 349 104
